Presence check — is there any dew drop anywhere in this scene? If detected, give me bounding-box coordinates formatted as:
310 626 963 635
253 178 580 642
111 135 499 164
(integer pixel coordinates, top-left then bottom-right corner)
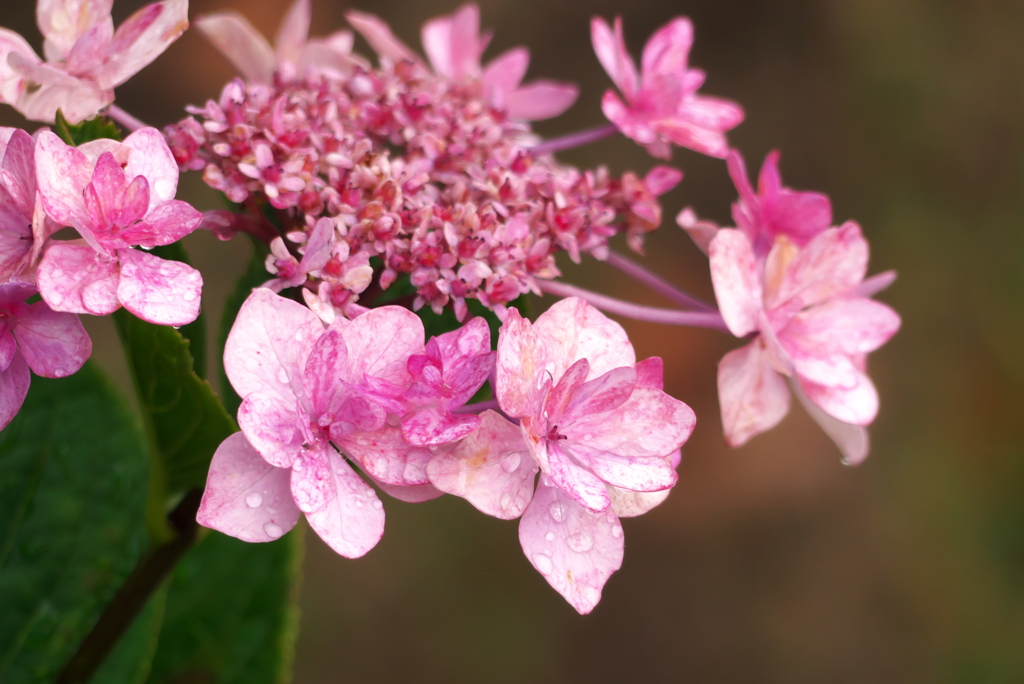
49 292 64 305
263 522 283 539
245 491 263 508
611 523 623 538
295 329 306 342
277 368 290 384
499 493 512 510
500 452 521 473
567 530 593 553
549 501 565 522
182 289 198 302
372 499 383 510
355 499 364 508
545 532 555 542
532 552 553 576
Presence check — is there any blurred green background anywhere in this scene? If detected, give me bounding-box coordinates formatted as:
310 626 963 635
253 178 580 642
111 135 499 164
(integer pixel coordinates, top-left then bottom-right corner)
3 0 1024 681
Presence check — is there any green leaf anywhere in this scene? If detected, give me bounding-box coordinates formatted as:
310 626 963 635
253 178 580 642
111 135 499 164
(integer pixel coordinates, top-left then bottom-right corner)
54 111 122 146
145 529 304 684
217 237 271 418
0 364 151 683
113 310 235 540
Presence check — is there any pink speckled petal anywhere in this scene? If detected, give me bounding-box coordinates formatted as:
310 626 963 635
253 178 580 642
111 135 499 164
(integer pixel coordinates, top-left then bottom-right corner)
590 16 638 100
298 444 385 558
120 200 203 249
36 0 114 60
345 10 421 65
1 30 41 104
567 386 694 458
12 302 90 377
196 432 301 543
34 131 91 226
609 484 671 518
519 477 624 614
546 443 611 513
340 305 424 386
237 391 303 469
427 410 536 519
718 340 791 447
224 288 324 404
116 249 202 326
495 307 544 417
401 406 479 447
375 480 444 503
774 222 869 310
338 426 432 486
709 228 762 338
792 381 870 465
122 127 181 208
37 242 119 315
640 17 693 87
93 0 189 90
799 371 879 427
1 129 37 217
0 352 30 431
482 47 529 98
533 297 635 380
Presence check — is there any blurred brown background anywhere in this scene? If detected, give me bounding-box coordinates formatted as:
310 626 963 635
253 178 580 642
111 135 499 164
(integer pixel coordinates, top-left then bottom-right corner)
4 0 1024 681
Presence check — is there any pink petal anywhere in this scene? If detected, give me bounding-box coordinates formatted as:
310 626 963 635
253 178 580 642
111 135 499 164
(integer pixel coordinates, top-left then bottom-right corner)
590 16 639 101
792 381 870 465
495 307 544 417
854 270 897 299
504 81 578 121
0 29 41 104
12 302 90 377
708 229 763 337
123 127 181 208
772 222 869 310
609 484 671 518
718 340 791 447
675 207 719 255
0 332 15 372
116 249 202 326
6 52 111 123
561 365 636 425
196 432 301 543
36 0 114 60
799 371 879 426
0 352 31 431
37 242 119 315
299 216 335 274
345 11 422 65
482 47 529 99
237 391 304 469
634 356 665 390
401 407 479 447
224 288 324 404
640 17 693 87
644 165 683 196
274 0 312 66
299 445 385 558
567 386 695 459
120 200 202 248
519 478 624 614
533 297 635 380
194 12 275 84
375 481 444 503
34 131 91 226
565 442 677 493
427 410 536 518
338 305 424 386
339 427 432 486
93 0 189 90
1 129 37 217
789 297 901 357
545 443 611 513
64 21 113 76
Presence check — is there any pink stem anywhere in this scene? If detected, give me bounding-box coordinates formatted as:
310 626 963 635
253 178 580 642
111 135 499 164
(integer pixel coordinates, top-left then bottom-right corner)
106 105 147 132
530 123 619 156
605 250 716 311
538 280 729 331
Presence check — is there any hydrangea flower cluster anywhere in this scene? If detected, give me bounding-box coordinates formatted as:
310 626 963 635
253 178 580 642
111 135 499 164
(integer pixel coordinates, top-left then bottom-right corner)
0 0 901 615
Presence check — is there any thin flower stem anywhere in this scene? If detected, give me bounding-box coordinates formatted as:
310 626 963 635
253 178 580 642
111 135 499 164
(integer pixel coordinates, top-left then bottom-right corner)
106 104 148 132
56 489 203 684
530 123 619 156
605 250 717 311
538 279 730 331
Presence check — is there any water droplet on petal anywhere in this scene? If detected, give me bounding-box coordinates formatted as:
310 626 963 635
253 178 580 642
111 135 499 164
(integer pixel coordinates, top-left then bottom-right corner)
611 523 623 538
500 493 512 510
182 289 198 302
263 522 283 539
501 452 521 473
49 292 64 305
549 501 565 522
372 499 383 510
532 552 553 575
355 499 364 508
545 532 555 542
245 492 263 508
277 368 290 384
567 530 593 553
295 329 306 342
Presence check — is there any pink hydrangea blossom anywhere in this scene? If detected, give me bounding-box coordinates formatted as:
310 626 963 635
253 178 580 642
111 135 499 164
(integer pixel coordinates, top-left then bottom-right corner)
195 0 355 84
709 223 901 464
591 16 743 159
0 0 189 123
33 127 203 326
429 297 694 613
1 281 91 430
